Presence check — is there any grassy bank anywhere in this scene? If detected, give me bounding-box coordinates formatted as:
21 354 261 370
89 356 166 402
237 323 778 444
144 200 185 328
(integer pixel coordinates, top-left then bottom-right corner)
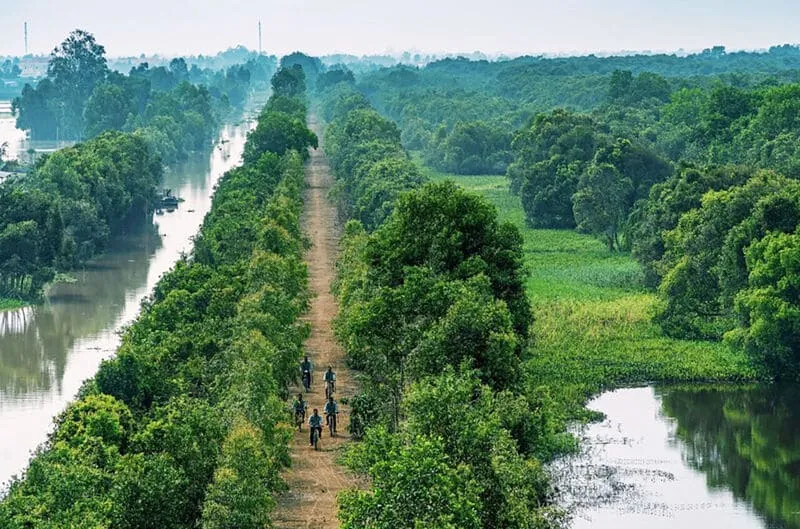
0 298 27 312
423 167 762 419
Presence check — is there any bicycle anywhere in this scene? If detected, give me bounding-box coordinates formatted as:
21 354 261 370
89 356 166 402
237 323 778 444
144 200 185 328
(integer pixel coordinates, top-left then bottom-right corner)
325 379 336 399
311 426 321 451
294 409 305 431
302 370 311 392
327 413 338 437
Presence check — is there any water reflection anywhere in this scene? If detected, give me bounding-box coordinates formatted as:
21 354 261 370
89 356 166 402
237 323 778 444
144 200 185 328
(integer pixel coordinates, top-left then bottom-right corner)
549 387 783 529
0 119 251 484
660 385 800 529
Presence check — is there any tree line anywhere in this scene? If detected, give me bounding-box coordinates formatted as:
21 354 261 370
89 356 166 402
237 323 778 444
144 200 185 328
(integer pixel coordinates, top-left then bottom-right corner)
354 46 800 178
317 77 571 529
0 65 318 529
13 30 271 142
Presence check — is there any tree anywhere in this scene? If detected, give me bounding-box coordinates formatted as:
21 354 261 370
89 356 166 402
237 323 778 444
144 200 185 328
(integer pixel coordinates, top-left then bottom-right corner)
270 65 306 98
572 163 630 250
508 109 607 228
242 111 318 163
47 29 109 138
84 83 135 137
368 180 531 337
339 430 482 529
731 230 800 378
201 420 284 529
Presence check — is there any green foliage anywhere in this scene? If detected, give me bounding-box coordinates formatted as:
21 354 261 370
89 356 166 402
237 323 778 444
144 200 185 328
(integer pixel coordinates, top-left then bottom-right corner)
425 120 513 175
509 109 607 227
0 69 313 529
270 64 307 98
14 29 259 142
243 108 318 163
2 31 269 302
339 430 482 529
321 88 567 529
630 164 753 287
0 131 161 299
656 172 800 341
730 230 800 377
201 420 284 529
428 170 759 422
322 90 423 229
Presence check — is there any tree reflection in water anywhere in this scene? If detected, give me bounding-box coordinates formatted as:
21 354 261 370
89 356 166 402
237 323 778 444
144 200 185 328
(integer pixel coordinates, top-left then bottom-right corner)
659 384 800 529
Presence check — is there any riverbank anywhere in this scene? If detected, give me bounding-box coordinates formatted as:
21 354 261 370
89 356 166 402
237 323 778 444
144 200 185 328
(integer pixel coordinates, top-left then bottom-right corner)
0 121 252 485
0 298 26 312
423 168 763 421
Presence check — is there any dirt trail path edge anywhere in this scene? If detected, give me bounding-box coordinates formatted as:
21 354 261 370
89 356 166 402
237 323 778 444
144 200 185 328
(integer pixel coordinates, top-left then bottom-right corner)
272 114 356 529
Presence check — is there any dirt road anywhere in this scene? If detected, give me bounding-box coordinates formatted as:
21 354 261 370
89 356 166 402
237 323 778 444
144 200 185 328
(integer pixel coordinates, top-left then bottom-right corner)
272 115 356 529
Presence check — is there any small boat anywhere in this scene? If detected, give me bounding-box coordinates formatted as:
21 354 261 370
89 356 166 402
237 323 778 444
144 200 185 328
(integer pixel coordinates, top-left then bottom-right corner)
160 189 180 208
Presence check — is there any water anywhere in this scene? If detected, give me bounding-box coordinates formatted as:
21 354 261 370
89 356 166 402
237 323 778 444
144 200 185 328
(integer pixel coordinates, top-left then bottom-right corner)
551 385 799 529
0 115 254 485
0 102 76 163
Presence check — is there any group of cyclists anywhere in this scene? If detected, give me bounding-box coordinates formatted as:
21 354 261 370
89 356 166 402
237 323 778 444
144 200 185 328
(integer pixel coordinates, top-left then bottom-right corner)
293 356 339 448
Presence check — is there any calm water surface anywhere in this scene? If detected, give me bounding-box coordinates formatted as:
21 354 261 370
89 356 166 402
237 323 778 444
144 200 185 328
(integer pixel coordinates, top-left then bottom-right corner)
551 385 798 529
0 110 254 484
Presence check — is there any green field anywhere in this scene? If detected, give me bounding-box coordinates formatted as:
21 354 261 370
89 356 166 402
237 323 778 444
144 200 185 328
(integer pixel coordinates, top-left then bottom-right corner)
423 167 762 419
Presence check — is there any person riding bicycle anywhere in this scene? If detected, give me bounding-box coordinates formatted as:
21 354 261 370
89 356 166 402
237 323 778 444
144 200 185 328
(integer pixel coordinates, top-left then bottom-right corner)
308 408 323 446
323 365 336 395
324 396 339 435
292 393 307 428
301 356 313 389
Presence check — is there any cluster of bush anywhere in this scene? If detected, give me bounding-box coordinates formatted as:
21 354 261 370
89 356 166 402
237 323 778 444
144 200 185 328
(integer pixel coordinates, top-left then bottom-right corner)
318 82 572 529
0 65 317 529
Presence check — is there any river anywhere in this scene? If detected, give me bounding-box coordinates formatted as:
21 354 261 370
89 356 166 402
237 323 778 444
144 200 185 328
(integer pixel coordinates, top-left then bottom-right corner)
551 385 799 529
0 108 254 485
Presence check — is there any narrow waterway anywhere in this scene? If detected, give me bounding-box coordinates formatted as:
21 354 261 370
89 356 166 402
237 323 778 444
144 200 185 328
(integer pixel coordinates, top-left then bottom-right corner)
550 385 799 529
0 111 254 485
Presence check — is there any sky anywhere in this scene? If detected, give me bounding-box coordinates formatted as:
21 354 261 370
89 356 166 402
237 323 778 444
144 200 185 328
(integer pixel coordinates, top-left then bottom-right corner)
2 0 800 58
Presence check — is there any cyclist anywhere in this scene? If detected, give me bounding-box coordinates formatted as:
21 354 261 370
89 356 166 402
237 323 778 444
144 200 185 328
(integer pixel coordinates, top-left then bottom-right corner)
308 408 323 446
292 393 307 430
301 356 313 391
324 396 339 436
323 365 336 397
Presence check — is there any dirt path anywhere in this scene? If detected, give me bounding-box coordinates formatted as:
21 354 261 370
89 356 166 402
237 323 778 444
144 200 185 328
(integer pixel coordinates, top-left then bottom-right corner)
272 115 356 529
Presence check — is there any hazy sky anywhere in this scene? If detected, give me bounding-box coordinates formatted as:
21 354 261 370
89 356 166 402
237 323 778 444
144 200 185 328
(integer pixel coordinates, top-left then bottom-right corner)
3 0 800 58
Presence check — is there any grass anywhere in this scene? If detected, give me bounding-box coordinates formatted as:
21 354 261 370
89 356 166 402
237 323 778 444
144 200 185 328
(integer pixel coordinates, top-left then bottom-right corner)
0 298 28 312
423 166 762 420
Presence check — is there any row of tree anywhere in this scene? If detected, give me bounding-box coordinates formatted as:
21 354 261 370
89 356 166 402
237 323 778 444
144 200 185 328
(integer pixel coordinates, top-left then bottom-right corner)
319 83 571 529
0 66 317 529
13 30 271 141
